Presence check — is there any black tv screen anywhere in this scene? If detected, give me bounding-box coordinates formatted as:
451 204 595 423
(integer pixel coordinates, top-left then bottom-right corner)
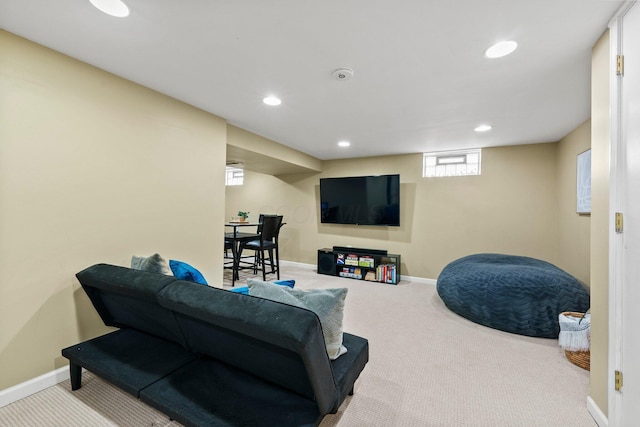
320 174 400 226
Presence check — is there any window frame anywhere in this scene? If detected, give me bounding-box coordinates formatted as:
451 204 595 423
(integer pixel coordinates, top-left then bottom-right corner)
225 166 244 186
423 149 482 178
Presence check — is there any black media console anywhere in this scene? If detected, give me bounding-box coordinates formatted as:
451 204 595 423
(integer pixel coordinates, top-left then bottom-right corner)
317 246 401 284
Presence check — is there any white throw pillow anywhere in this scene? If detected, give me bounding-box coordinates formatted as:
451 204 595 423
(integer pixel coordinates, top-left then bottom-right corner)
130 253 172 275
247 279 348 360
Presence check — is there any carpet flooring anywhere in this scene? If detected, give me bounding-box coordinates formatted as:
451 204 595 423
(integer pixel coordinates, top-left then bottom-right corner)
0 262 595 426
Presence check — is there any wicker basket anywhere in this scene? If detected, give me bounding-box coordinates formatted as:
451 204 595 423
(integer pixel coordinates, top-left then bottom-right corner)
560 311 590 371
564 349 590 370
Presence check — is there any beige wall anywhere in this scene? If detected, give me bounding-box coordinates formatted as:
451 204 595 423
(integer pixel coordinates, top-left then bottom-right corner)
227 125 322 174
556 120 591 286
227 143 564 279
590 29 611 416
0 31 228 389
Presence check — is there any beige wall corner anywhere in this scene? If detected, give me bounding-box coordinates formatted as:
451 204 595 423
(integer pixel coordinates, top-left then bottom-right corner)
590 29 611 416
0 30 227 389
226 125 322 175
556 120 591 286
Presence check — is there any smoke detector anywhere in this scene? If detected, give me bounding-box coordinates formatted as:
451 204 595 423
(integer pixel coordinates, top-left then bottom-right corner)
332 68 354 81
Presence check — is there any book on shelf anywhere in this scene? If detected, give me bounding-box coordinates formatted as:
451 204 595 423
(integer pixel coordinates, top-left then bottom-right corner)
345 254 360 266
376 264 397 283
358 256 375 268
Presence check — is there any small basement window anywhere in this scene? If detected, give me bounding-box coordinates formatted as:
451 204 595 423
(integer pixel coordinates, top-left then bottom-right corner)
423 149 482 177
225 167 244 186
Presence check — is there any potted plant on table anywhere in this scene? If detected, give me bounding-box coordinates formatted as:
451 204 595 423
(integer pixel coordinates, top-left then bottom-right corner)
237 211 250 222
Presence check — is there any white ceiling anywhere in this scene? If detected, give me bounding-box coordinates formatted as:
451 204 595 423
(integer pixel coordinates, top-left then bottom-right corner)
0 0 624 160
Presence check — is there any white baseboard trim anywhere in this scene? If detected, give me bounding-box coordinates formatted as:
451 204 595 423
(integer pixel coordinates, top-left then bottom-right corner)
587 396 608 427
280 260 438 286
403 276 437 286
0 366 69 408
279 259 317 269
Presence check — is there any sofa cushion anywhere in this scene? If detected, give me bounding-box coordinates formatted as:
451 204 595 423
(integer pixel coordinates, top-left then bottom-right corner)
247 279 348 360
169 260 208 285
140 358 322 427
156 280 341 413
76 264 188 347
131 253 171 275
61 328 195 398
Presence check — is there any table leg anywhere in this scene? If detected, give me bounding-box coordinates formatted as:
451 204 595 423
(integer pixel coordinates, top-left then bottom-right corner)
232 227 239 286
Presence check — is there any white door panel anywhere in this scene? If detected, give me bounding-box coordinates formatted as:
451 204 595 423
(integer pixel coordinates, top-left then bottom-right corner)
621 3 640 426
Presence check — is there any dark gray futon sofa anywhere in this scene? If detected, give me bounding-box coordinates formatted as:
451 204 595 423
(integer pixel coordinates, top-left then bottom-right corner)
62 264 369 426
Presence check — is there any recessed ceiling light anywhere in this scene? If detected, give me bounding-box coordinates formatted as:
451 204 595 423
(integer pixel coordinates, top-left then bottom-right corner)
484 41 518 58
263 96 282 106
338 141 351 147
89 0 130 17
474 124 492 132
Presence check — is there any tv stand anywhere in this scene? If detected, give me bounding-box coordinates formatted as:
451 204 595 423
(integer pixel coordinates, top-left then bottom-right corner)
318 247 401 284
332 246 388 256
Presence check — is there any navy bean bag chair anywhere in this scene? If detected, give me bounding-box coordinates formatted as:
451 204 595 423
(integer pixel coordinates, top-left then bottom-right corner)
436 254 590 338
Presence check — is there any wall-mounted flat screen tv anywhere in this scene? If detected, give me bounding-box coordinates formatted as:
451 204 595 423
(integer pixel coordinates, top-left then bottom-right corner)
320 174 400 226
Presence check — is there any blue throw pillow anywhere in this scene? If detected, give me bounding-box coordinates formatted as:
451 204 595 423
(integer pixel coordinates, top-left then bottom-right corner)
229 286 249 294
273 279 295 288
169 260 208 285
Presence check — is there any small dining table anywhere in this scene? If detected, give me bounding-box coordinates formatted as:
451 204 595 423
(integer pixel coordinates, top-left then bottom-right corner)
224 222 260 286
